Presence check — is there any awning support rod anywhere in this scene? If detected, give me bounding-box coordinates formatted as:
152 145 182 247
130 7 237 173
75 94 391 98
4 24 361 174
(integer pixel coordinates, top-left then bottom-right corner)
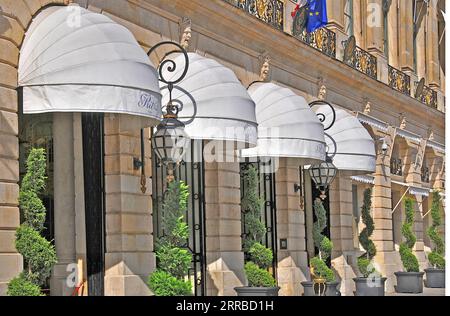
392 187 410 214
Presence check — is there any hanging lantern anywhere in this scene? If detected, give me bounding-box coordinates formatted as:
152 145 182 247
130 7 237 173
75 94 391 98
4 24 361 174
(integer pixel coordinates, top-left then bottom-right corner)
309 156 337 200
152 117 190 165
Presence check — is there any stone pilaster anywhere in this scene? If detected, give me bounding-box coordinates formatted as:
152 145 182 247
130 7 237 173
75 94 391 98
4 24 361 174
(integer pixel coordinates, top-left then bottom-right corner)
275 158 308 296
426 0 441 88
399 0 415 72
50 113 77 296
329 174 356 296
387 0 399 67
103 114 154 296
365 0 384 55
371 127 400 294
326 0 345 31
204 145 244 296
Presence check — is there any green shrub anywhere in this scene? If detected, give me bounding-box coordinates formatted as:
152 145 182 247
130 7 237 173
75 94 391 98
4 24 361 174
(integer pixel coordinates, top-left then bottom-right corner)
310 257 335 282
244 262 276 287
148 270 192 296
357 188 379 277
399 198 420 272
155 242 192 279
309 199 335 282
248 242 273 270
8 148 57 295
427 191 445 269
15 225 57 286
148 181 193 296
7 274 43 297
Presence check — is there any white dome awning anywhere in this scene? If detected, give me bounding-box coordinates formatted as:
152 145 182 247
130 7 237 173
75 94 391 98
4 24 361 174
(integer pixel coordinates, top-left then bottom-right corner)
241 82 326 164
312 103 376 175
161 53 257 148
18 6 162 127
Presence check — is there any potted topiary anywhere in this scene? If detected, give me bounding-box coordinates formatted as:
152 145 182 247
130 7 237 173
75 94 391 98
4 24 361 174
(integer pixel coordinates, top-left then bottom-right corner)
148 180 193 296
425 191 445 288
302 198 339 296
395 198 424 293
235 166 279 296
353 188 387 296
7 148 58 296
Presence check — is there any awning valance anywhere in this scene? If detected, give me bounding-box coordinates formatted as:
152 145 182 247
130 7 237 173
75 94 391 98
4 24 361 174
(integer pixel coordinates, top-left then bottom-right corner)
351 175 375 185
391 180 430 197
240 82 325 164
18 6 162 127
161 53 257 147
312 104 376 175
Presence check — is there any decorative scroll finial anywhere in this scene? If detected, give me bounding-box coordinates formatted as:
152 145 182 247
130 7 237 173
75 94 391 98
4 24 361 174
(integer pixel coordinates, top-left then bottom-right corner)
317 78 327 101
259 54 271 82
428 128 435 141
180 17 192 50
364 101 371 115
399 114 407 130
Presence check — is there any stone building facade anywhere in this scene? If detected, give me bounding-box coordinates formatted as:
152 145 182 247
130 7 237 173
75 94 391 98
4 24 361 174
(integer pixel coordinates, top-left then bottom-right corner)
0 0 445 296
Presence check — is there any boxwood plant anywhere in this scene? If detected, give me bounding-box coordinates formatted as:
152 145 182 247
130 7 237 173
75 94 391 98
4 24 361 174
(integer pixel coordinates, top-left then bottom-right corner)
427 191 445 269
148 181 193 296
399 198 420 272
242 166 276 287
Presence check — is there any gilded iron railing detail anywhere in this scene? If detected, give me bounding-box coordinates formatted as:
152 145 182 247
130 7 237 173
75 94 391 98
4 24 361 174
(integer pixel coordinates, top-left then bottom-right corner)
224 0 284 31
344 45 377 79
388 66 411 96
293 28 336 58
390 158 403 176
415 82 438 109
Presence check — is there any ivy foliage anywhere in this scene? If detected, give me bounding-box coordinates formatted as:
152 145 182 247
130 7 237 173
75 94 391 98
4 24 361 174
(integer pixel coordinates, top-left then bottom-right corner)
427 191 445 269
399 198 420 272
241 166 276 287
8 149 57 296
148 181 193 296
310 199 335 282
357 188 379 278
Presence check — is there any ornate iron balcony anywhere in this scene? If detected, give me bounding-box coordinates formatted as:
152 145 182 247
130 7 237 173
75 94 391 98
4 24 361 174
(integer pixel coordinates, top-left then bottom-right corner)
388 66 411 96
415 82 438 109
344 45 378 79
390 158 403 176
421 166 430 183
224 0 284 31
293 27 337 58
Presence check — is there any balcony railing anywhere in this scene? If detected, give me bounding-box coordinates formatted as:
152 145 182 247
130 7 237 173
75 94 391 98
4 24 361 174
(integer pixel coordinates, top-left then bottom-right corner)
388 66 411 96
345 46 378 79
390 158 403 176
415 82 438 109
224 0 284 31
293 27 337 58
421 166 430 183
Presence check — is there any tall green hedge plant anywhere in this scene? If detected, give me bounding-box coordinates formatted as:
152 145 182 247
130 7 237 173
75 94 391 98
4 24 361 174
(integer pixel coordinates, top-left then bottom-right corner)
7 148 57 296
399 198 420 272
427 191 445 269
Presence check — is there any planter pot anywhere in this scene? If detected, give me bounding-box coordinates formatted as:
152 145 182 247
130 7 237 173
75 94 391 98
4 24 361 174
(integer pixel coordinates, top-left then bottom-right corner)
234 287 280 296
301 281 341 296
425 269 445 288
353 277 387 296
394 272 425 294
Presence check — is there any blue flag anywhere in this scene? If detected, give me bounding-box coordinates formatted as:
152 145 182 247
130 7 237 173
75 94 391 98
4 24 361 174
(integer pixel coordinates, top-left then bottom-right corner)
306 0 328 33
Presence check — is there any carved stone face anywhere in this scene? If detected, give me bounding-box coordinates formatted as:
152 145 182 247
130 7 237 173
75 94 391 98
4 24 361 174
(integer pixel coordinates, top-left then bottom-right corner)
260 59 270 80
181 27 192 49
318 85 326 99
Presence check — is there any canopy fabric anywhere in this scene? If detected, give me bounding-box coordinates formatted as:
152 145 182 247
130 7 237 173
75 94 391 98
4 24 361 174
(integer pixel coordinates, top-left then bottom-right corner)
391 180 430 197
240 82 326 164
351 175 375 185
161 53 257 148
18 6 162 127
312 104 376 175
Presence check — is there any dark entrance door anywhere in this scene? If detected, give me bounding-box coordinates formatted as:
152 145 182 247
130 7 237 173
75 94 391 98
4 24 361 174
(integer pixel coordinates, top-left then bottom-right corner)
152 141 207 296
82 113 105 296
240 160 278 278
311 180 331 265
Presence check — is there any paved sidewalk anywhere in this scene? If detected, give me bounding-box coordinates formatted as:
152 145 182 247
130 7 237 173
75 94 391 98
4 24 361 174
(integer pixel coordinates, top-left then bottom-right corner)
388 287 445 296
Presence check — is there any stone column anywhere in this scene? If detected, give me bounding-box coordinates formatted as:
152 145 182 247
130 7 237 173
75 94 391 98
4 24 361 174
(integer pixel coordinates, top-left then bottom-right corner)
352 0 364 47
399 0 415 72
366 0 384 55
371 127 400 294
0 7 23 295
204 143 244 296
50 113 77 296
387 0 399 67
103 114 154 296
275 158 308 296
415 1 427 80
426 0 441 88
326 0 345 31
329 173 356 296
